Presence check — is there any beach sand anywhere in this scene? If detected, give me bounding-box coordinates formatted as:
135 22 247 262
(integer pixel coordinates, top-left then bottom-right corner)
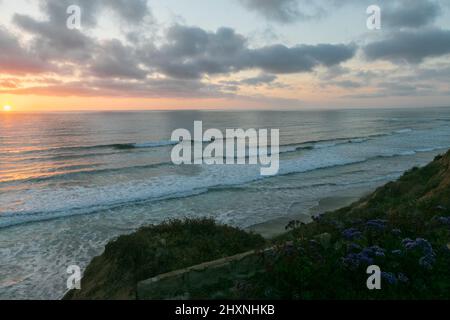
246 186 374 239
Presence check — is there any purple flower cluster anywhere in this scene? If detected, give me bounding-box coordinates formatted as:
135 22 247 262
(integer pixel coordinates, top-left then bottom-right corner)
381 272 398 285
402 238 436 270
437 216 450 226
381 272 409 285
342 228 362 241
342 246 385 270
419 255 435 270
402 238 433 254
391 229 402 237
366 219 388 231
347 242 362 252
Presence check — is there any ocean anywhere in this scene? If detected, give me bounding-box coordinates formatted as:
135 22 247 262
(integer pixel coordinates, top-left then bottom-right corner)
1 107 450 299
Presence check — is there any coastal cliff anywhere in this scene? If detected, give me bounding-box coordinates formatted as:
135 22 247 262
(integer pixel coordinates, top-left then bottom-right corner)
65 150 450 300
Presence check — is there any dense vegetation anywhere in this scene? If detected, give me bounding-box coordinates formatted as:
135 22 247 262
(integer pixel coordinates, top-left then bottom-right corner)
66 150 450 300
63 218 266 299
234 151 450 299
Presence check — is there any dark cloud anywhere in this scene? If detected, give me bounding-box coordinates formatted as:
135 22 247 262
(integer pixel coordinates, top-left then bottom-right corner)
241 73 277 86
141 25 356 79
248 43 356 73
331 80 362 88
40 0 152 27
0 27 53 74
383 0 441 29
140 26 248 79
13 13 94 62
238 0 442 28
106 0 151 23
42 0 100 28
364 28 450 63
90 40 147 79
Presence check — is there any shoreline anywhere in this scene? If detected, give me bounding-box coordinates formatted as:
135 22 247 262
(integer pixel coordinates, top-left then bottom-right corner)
246 186 374 239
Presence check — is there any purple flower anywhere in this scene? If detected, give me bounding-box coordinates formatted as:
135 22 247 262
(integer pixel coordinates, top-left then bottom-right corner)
342 245 385 270
347 243 362 252
437 216 450 226
402 238 434 255
342 252 373 270
419 255 435 270
402 238 414 246
404 241 418 250
382 272 398 285
366 245 385 256
360 255 375 265
415 238 435 256
342 228 362 241
391 229 402 237
366 219 387 232
402 238 437 269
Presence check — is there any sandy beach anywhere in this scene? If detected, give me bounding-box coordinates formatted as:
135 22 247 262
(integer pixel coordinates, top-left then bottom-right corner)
246 186 374 238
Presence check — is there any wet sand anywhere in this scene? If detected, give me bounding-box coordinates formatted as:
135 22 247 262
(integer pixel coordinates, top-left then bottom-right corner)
246 186 374 239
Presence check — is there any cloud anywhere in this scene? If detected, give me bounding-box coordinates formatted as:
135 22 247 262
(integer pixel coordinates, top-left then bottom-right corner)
238 0 442 27
241 73 277 86
5 0 448 106
140 26 248 79
4 16 356 97
347 81 437 99
106 0 151 23
141 25 356 79
331 80 362 88
238 0 305 23
249 43 356 73
237 0 364 24
40 0 152 27
0 27 53 74
0 77 232 99
90 39 147 79
383 0 441 29
13 13 95 62
364 28 450 63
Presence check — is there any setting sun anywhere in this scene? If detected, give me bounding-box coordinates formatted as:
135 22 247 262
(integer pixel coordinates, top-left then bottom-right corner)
3 105 12 112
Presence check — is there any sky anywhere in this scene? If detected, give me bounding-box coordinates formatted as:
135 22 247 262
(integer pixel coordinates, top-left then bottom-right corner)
1 0 450 111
